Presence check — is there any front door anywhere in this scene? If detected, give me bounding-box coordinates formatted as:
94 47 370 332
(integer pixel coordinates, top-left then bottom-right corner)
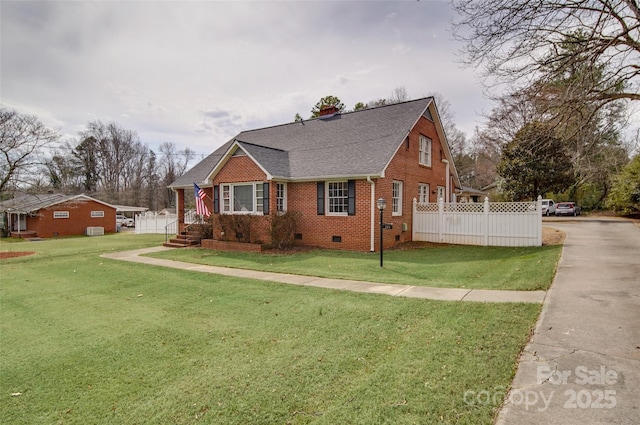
11 213 26 231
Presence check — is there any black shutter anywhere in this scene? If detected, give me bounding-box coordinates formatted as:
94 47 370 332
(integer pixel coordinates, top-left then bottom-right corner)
317 182 325 215
213 185 220 214
263 182 270 215
348 180 356 216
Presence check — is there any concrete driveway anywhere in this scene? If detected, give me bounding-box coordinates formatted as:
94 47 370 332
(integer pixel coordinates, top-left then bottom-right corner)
496 218 640 425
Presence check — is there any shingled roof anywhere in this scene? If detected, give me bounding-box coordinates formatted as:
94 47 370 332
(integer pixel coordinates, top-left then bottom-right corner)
170 97 454 188
0 193 115 214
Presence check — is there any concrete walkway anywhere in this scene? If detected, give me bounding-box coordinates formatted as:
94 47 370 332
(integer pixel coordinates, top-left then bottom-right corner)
496 218 640 425
101 246 547 303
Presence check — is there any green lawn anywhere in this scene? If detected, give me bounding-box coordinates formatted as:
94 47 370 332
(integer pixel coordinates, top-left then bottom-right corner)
147 243 561 291
1 234 542 424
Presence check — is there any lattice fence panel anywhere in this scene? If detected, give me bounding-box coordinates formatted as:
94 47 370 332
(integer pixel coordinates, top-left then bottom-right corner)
489 202 536 213
444 203 484 213
415 203 439 212
413 200 542 247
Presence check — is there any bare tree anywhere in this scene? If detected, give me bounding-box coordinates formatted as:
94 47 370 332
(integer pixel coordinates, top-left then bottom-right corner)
359 86 409 110
46 149 84 193
0 108 60 195
388 86 409 104
79 121 149 204
158 142 195 208
428 92 468 156
475 91 542 152
451 1 639 103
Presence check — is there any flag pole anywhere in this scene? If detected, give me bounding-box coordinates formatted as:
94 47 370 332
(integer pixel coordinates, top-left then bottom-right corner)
193 182 214 202
193 182 212 217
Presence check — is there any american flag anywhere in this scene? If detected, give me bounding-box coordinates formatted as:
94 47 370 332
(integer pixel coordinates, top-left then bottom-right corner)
193 183 211 217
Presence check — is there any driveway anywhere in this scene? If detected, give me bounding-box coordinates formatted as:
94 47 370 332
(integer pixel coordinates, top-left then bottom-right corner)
496 218 640 425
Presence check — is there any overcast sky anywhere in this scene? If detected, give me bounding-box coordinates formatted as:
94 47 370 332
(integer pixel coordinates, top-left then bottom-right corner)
1 0 493 159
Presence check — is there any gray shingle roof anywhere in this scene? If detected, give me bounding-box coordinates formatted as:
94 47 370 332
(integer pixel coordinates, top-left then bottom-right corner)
0 193 115 213
170 97 434 187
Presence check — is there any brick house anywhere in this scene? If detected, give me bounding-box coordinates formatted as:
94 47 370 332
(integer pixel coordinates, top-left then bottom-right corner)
0 193 117 238
169 97 461 251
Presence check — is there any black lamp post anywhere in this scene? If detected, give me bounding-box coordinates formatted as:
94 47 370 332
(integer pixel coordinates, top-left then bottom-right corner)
377 198 386 267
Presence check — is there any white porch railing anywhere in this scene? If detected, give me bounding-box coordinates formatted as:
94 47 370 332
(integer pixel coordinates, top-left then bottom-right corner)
412 197 542 247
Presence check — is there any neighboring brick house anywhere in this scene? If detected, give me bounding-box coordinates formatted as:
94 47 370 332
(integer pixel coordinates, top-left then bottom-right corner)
169 97 461 251
0 193 117 238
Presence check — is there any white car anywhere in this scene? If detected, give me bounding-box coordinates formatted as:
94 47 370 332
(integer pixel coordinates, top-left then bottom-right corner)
116 215 134 227
541 199 556 216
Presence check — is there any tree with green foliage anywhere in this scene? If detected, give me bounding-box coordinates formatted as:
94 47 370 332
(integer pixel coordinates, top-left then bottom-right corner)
72 136 100 192
536 35 630 206
352 102 367 111
310 96 345 118
497 122 574 200
606 155 640 215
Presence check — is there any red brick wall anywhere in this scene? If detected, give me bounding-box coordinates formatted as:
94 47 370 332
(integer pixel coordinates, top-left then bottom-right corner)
288 180 373 251
375 115 450 249
210 156 271 243
197 115 453 251
27 199 117 237
213 156 267 183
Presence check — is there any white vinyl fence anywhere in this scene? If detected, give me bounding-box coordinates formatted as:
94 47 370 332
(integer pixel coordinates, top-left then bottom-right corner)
412 197 542 247
135 210 197 234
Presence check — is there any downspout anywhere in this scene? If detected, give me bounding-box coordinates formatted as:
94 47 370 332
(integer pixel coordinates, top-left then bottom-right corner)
367 176 375 252
442 159 450 203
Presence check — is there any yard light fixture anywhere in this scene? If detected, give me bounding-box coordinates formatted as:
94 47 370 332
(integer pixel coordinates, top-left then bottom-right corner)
377 198 386 267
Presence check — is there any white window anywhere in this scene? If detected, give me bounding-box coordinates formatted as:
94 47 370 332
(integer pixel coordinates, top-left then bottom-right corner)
222 185 231 213
220 183 265 214
418 184 430 204
255 183 264 213
91 211 105 218
53 211 69 219
276 183 287 212
392 181 403 216
419 135 432 167
327 181 348 215
437 186 446 201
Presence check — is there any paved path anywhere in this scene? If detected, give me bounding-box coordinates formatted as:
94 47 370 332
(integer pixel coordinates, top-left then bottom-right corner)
101 246 546 303
496 218 640 425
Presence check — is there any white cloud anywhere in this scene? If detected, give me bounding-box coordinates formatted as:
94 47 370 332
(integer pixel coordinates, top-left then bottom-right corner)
1 0 491 156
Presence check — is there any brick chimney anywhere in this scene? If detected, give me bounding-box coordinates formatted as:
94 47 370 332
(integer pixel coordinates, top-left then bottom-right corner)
319 105 339 117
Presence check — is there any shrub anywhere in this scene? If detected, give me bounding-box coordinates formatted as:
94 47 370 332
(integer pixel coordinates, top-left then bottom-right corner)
270 211 301 250
606 155 640 215
188 216 213 242
213 214 255 243
233 215 253 243
214 214 234 241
